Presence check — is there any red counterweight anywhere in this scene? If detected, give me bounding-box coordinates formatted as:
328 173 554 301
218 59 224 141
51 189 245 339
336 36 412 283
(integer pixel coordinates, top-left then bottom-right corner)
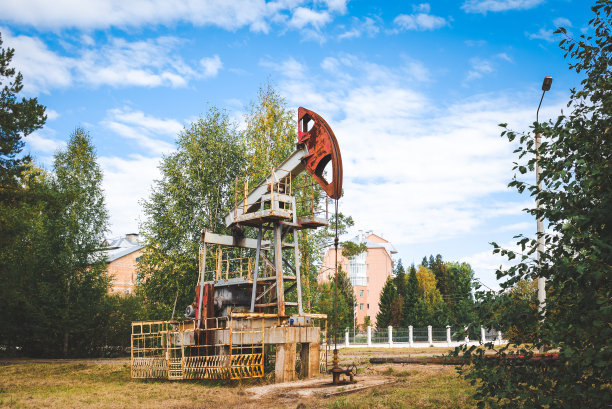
298 107 343 199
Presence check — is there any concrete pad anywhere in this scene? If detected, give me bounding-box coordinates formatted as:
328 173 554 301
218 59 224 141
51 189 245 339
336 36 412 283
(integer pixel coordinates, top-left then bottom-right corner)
246 375 395 399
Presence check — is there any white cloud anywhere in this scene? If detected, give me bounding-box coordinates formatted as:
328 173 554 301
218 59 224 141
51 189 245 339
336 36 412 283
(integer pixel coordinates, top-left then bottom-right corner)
0 0 346 34
322 0 348 13
46 109 60 120
1 29 72 94
465 57 494 81
25 131 66 154
260 56 307 79
1 29 221 94
100 154 162 236
102 108 183 155
462 0 545 14
88 104 210 236
288 7 331 29
76 37 199 88
338 16 380 40
528 28 556 42
496 52 512 63
464 53 512 82
413 3 431 13
97 108 187 236
404 60 429 82
394 10 447 31
200 55 223 78
498 221 533 232
265 54 565 252
553 17 572 28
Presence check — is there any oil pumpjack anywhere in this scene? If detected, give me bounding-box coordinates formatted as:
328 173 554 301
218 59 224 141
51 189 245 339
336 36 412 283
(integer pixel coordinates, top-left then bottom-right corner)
131 107 347 383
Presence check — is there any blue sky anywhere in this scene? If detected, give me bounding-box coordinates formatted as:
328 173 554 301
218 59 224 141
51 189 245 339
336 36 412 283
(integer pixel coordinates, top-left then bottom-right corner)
1 0 591 289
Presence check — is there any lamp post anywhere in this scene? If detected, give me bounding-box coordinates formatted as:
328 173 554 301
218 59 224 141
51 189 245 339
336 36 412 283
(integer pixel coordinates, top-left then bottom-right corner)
536 76 552 318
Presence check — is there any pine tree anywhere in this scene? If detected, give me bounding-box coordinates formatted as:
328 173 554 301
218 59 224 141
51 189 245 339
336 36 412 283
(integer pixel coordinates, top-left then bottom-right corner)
430 254 449 298
0 32 46 188
0 32 47 353
411 298 430 328
402 266 420 326
394 258 407 299
316 267 356 337
421 256 429 268
376 277 398 328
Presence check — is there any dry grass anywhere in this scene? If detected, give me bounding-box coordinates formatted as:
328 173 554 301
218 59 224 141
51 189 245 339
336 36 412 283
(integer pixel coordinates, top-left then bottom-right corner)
328 364 477 409
0 357 476 409
0 361 258 409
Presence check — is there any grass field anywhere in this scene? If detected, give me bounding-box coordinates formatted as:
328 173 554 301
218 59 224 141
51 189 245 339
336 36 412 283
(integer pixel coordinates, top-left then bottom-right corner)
0 349 478 408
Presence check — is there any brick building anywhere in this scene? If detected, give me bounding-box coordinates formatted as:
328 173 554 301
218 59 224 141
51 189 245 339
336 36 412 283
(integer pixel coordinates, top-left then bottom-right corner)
105 233 143 294
319 230 397 328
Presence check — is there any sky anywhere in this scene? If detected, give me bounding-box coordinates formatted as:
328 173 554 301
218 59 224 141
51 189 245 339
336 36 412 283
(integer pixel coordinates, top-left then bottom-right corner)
1 0 592 290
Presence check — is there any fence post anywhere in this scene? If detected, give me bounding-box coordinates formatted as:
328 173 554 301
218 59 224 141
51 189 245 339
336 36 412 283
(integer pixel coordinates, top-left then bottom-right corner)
367 325 372 346
427 325 433 346
464 326 469 344
345 329 350 347
446 325 451 347
388 326 393 348
497 330 502 345
480 326 486 344
408 325 414 347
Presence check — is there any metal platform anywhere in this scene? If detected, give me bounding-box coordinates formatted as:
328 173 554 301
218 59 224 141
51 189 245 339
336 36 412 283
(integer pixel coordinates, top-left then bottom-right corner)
233 208 293 226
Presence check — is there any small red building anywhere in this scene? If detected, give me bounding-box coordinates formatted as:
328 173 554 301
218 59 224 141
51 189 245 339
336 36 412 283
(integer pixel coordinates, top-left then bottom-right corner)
105 233 143 294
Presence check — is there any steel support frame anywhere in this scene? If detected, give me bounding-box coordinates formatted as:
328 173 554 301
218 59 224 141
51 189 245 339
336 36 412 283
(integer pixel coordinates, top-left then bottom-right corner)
199 224 302 317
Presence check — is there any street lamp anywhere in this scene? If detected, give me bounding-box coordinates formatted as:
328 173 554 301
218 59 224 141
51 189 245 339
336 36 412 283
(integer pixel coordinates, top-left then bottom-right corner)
536 76 552 318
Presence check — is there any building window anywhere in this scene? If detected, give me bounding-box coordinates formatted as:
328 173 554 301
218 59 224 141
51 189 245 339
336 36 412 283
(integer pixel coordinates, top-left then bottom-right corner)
347 252 367 287
360 303 364 311
367 304 369 309
367 290 369 296
360 290 364 297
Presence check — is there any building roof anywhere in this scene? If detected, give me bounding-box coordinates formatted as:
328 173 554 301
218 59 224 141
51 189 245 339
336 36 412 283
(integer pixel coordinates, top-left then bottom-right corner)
105 234 143 263
351 230 398 255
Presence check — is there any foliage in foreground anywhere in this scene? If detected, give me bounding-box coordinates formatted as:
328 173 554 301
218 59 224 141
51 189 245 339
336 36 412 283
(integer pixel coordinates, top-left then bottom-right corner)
455 2 612 407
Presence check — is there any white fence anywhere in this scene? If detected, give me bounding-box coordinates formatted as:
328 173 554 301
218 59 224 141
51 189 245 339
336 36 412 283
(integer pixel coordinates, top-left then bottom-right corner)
332 325 506 349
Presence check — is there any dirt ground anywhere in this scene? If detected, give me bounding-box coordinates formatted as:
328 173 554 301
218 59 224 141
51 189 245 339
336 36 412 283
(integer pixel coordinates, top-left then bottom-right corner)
0 348 476 408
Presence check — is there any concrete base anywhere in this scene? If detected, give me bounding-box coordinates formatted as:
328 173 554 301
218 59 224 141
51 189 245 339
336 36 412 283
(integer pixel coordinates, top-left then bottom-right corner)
275 342 297 383
300 342 320 379
275 341 321 383
216 323 320 345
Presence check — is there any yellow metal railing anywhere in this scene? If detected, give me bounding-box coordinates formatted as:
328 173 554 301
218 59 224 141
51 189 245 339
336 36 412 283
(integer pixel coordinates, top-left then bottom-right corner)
131 315 265 380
